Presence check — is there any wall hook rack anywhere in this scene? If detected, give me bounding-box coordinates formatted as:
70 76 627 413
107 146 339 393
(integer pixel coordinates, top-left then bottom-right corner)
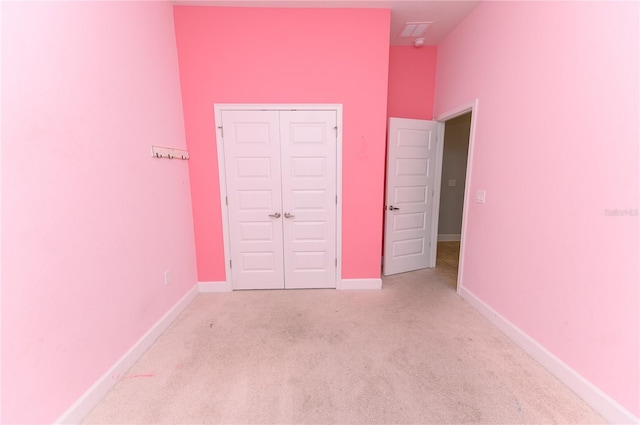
151 145 189 160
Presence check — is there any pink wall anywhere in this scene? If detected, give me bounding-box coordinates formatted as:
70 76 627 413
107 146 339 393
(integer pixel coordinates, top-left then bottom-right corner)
434 1 639 417
1 2 197 423
387 46 437 120
173 7 390 282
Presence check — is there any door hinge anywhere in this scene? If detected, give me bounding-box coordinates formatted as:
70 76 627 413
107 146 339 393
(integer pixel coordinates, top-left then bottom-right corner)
225 196 228 206
336 195 338 205
218 126 224 138
335 258 338 267
229 260 232 269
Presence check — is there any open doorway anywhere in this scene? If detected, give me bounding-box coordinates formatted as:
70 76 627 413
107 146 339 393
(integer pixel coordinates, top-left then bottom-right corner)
434 112 471 290
381 101 477 287
431 100 478 294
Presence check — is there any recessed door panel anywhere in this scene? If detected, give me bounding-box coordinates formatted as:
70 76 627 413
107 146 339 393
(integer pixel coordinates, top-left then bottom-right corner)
396 158 429 176
233 123 272 144
237 190 273 211
394 185 428 205
236 158 271 178
239 222 274 242
393 212 426 232
241 252 275 271
397 128 432 148
292 190 326 211
391 238 425 258
291 157 326 177
293 251 327 271
292 221 326 242
291 124 326 144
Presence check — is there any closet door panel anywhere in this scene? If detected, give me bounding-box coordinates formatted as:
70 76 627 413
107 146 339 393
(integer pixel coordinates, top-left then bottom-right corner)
221 110 284 290
280 111 337 289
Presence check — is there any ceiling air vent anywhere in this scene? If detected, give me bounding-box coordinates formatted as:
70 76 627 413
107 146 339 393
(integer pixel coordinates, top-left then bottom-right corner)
399 22 432 38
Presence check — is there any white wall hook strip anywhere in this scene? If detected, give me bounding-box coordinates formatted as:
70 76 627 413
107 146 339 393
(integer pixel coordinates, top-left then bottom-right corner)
151 146 189 160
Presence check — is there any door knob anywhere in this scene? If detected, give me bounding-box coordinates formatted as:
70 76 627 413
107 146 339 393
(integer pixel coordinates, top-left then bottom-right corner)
388 205 400 211
268 212 281 218
284 212 295 218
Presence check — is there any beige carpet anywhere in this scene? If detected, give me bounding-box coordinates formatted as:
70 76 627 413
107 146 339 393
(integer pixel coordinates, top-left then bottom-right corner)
82 269 606 424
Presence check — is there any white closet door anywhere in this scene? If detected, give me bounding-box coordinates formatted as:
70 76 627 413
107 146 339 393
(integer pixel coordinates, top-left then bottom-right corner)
221 110 284 290
280 111 337 289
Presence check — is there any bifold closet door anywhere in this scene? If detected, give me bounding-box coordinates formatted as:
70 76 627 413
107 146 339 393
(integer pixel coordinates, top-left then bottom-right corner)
221 109 337 290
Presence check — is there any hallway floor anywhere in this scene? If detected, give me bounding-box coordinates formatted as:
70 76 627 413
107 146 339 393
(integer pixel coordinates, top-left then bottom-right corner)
435 240 460 290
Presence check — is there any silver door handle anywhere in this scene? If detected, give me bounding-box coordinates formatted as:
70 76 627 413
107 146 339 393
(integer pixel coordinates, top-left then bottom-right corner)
269 212 281 218
284 212 295 218
388 206 400 211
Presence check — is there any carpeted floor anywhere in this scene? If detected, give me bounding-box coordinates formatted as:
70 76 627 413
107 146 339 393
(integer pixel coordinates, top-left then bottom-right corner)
82 267 606 424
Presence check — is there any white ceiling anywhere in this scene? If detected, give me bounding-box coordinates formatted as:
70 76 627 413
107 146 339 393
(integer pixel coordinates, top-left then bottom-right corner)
171 0 480 46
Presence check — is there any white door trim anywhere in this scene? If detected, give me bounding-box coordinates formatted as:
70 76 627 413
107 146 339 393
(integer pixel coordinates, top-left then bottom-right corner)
214 104 343 290
433 99 479 295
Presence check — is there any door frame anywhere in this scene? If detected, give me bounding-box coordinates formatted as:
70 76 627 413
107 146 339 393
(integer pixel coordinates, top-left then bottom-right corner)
432 99 479 294
214 104 343 290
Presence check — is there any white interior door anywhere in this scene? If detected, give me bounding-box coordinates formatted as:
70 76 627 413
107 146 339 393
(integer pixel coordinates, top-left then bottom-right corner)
383 117 440 276
280 111 337 289
221 109 337 290
222 110 284 290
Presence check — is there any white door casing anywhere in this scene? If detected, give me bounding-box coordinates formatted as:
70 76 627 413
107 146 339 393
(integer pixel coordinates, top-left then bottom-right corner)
383 118 441 276
218 106 340 290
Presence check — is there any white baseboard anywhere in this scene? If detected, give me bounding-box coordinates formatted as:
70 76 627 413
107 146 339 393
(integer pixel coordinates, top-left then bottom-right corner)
55 284 199 424
200 280 382 291
438 234 461 241
199 280 232 292
459 287 639 425
339 278 382 290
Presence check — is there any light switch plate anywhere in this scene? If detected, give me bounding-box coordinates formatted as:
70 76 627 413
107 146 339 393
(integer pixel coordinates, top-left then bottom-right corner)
448 179 456 187
475 190 486 204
